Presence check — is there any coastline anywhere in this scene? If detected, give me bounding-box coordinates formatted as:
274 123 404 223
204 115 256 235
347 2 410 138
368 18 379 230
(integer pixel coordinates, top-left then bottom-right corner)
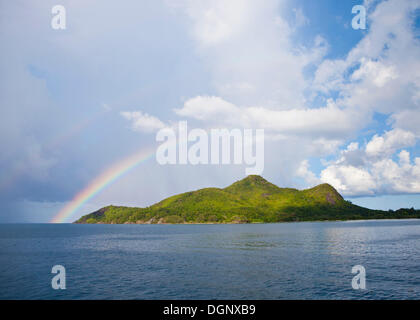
73 217 420 225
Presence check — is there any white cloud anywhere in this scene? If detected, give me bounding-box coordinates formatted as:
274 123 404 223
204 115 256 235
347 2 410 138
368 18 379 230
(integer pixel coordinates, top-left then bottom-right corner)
299 129 420 196
391 110 420 135
171 1 420 174
121 111 166 133
293 8 309 28
292 0 420 197
313 0 420 118
174 96 239 122
184 0 258 47
321 165 377 196
297 160 319 186
175 96 364 139
365 129 416 157
174 0 327 108
351 58 398 88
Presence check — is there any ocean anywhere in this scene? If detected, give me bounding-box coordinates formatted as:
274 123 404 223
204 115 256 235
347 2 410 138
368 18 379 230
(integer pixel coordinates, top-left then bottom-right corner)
1 220 420 299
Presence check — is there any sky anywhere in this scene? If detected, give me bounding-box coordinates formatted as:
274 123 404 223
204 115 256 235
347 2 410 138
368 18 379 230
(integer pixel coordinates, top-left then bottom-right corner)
1 0 420 223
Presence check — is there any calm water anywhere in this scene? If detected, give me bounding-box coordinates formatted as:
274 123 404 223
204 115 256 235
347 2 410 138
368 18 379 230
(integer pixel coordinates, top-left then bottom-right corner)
1 220 420 299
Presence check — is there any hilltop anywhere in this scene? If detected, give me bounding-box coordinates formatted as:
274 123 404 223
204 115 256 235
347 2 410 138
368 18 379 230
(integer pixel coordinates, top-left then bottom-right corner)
75 175 420 224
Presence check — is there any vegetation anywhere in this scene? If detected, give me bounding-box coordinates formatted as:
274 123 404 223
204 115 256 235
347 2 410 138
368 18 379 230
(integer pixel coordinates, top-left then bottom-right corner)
74 175 420 224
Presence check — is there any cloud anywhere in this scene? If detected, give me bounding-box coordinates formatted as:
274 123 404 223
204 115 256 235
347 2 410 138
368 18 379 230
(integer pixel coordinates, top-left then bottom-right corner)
321 165 378 196
297 160 319 186
121 111 166 133
351 58 398 88
174 0 327 108
174 96 239 122
313 0 420 118
391 110 420 135
299 129 420 196
175 95 365 139
365 129 416 157
171 0 420 160
183 0 258 47
293 8 309 28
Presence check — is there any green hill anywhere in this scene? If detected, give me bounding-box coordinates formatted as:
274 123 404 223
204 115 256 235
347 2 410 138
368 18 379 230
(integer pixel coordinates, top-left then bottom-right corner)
74 175 420 224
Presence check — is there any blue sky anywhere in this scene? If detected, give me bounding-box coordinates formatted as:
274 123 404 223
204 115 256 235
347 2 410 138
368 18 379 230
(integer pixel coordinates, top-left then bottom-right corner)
1 0 420 222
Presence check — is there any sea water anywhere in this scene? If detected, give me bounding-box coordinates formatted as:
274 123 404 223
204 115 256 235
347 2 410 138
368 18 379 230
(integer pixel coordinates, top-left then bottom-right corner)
1 220 419 299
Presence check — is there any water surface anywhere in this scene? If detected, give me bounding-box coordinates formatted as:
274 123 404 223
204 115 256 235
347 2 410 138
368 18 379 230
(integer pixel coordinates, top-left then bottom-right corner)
1 220 420 299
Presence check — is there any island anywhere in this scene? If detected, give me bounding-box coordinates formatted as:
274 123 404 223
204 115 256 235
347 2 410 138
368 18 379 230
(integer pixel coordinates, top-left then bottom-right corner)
75 175 420 224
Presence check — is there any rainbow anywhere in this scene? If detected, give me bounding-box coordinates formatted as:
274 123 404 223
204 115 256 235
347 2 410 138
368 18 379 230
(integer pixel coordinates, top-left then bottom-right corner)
51 147 155 223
